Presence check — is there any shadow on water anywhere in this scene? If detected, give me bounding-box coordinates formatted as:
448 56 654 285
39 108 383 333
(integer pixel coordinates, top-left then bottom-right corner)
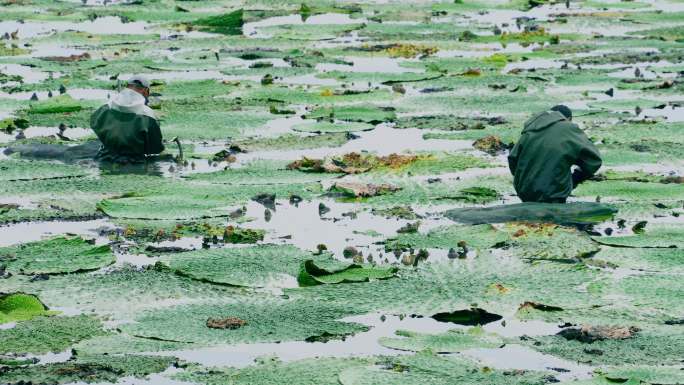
3 140 171 177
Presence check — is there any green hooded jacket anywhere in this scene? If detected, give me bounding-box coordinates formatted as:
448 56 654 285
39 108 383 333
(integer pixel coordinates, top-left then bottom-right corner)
508 110 602 203
90 94 164 159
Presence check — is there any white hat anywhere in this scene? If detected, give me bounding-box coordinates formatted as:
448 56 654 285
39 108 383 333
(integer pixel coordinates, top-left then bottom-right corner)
127 75 151 88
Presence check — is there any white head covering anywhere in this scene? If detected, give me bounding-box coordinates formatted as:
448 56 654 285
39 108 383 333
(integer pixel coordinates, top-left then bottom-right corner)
127 75 151 89
108 88 156 119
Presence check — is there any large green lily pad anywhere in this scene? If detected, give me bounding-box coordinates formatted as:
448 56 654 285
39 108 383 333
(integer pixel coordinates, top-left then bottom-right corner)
0 315 107 354
0 354 176 385
338 352 549 385
160 244 319 287
592 225 684 248
121 299 367 345
592 247 684 273
298 259 398 286
520 328 684 366
97 181 319 220
173 357 375 385
379 327 503 353
0 160 89 182
0 236 114 275
0 265 242 319
187 160 340 185
0 293 56 324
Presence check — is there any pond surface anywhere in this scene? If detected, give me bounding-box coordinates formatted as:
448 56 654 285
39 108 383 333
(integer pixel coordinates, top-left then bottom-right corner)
1 1 683 384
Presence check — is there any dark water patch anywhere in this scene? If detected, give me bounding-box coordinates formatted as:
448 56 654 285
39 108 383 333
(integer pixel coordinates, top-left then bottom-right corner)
431 308 503 326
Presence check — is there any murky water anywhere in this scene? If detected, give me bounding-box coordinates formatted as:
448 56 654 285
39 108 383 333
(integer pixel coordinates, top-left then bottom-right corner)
0 219 111 247
236 123 473 164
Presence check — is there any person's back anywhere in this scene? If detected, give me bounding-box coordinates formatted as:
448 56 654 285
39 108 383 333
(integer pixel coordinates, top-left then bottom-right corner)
90 76 164 163
508 105 602 203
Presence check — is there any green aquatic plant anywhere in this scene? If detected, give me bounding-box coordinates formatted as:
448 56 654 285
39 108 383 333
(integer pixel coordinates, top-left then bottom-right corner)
192 9 244 35
0 293 56 324
121 299 368 345
0 236 114 275
0 354 176 385
0 315 106 354
379 326 503 352
160 244 320 287
298 259 398 286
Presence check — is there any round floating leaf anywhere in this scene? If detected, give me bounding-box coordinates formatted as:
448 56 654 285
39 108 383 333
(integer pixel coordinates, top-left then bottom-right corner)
379 327 503 353
338 352 549 385
592 225 684 248
0 160 88 182
0 293 55 324
520 328 684 366
297 259 398 286
0 354 176 385
160 245 319 287
0 236 114 275
122 300 368 345
0 315 106 354
174 357 374 385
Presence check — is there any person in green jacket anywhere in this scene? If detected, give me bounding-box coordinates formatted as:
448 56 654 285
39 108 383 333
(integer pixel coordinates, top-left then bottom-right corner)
508 105 602 203
90 76 164 163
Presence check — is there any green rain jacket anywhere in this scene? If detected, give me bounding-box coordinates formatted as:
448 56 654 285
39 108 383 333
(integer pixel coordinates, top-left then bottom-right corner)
508 110 602 203
90 89 164 161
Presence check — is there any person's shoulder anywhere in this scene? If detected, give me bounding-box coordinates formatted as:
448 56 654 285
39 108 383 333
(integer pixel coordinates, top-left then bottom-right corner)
550 119 581 134
93 103 110 114
140 105 157 120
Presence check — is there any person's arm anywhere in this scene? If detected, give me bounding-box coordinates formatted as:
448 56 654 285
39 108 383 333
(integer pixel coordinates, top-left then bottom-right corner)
508 138 522 176
144 118 165 155
568 125 602 187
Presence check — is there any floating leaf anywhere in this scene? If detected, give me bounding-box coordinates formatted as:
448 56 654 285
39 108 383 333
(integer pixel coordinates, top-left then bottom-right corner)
160 245 318 287
192 9 244 35
0 236 114 275
298 259 397 286
379 327 503 353
0 315 106 354
0 293 55 324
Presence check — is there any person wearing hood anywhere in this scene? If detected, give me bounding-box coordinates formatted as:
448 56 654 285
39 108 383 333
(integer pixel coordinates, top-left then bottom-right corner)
90 76 164 163
508 105 602 203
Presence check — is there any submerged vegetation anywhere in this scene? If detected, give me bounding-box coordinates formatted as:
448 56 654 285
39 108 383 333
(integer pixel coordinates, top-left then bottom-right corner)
0 0 683 384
